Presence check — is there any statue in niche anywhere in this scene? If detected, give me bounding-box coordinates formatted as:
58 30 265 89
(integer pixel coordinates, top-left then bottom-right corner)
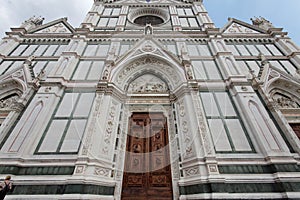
145 23 153 35
128 74 168 93
273 93 299 109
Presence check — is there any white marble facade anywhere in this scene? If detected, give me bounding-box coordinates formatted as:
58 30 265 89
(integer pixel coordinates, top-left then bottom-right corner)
0 0 300 199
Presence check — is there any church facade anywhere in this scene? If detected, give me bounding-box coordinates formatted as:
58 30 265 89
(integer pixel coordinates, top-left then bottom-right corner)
0 0 300 199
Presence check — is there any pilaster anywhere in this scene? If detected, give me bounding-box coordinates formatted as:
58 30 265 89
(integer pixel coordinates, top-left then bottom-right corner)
275 38 300 70
116 6 128 31
74 93 121 185
209 36 246 80
48 52 80 80
232 85 292 159
193 2 215 29
170 5 181 31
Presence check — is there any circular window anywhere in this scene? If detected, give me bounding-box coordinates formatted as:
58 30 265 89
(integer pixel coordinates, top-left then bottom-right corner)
128 8 169 26
134 15 164 26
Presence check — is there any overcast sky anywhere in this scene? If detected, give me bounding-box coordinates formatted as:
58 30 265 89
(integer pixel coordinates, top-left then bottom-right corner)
0 0 299 45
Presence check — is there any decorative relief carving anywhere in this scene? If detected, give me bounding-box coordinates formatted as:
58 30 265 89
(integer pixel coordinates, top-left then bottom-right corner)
178 100 185 117
128 74 168 93
21 16 44 30
38 23 69 33
208 164 219 173
102 101 118 155
0 96 18 109
171 161 179 179
272 93 299 109
116 57 179 88
251 16 274 30
177 100 194 158
0 95 23 112
185 167 200 177
141 41 155 52
82 93 104 156
191 91 212 155
75 165 85 174
94 167 110 177
225 23 258 34
185 64 194 80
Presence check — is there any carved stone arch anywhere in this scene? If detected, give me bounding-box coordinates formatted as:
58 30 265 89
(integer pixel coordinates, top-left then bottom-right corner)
111 55 185 92
0 76 27 98
266 76 300 105
0 76 29 130
269 89 300 109
265 75 300 145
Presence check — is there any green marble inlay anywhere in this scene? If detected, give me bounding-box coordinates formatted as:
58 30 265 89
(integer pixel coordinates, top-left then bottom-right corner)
0 165 74 175
180 182 300 195
219 164 300 174
10 184 114 195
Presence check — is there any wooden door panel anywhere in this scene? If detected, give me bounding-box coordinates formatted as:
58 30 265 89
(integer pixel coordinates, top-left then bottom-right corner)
121 112 173 199
290 123 300 139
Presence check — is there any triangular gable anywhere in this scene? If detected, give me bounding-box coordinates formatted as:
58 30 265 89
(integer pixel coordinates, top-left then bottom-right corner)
30 18 74 34
222 18 266 34
115 36 181 67
257 61 300 94
103 0 193 4
110 36 186 91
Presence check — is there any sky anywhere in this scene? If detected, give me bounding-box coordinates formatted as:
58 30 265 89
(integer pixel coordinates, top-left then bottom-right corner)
0 0 299 45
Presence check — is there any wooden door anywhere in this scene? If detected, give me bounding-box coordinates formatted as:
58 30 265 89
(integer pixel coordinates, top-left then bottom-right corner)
290 123 300 139
121 112 173 200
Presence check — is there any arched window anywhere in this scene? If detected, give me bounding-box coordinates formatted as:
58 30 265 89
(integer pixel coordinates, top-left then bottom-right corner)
134 15 164 26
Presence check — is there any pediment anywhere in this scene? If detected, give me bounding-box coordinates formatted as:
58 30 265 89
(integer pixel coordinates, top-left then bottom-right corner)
111 37 186 91
116 37 181 67
0 67 27 95
258 62 300 97
99 0 194 4
30 18 74 34
222 18 266 34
